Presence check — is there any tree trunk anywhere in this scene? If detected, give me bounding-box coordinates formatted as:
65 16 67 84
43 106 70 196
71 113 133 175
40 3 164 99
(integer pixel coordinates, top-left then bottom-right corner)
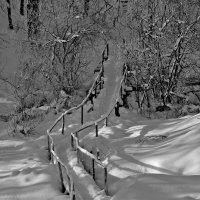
20 0 24 16
6 0 13 29
27 0 40 40
84 0 89 16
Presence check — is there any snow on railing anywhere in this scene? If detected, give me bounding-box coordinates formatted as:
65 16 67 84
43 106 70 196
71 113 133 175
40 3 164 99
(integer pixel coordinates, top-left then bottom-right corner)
69 63 127 195
46 43 128 199
47 44 110 199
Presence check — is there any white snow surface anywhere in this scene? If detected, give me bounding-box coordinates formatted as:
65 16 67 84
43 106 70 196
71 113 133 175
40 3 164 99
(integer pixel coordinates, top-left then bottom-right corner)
82 113 200 200
0 136 67 199
1 42 200 200
58 43 200 200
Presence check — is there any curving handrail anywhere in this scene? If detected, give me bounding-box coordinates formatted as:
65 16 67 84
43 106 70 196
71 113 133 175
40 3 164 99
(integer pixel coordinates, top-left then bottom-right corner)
71 65 127 136
46 43 128 199
68 63 127 196
70 64 128 163
46 44 110 199
47 62 104 133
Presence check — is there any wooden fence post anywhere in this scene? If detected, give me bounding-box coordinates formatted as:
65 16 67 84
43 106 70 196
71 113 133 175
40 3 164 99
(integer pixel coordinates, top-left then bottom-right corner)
124 70 128 85
75 132 80 163
100 79 103 90
95 83 97 98
47 134 51 161
102 50 105 62
107 43 109 58
52 144 55 164
80 146 83 163
98 77 101 90
62 115 65 135
72 184 76 200
92 158 95 181
102 63 104 77
105 117 108 126
66 175 71 194
90 151 95 181
96 148 100 160
115 102 120 117
77 148 81 163
95 122 98 137
71 134 74 150
120 85 123 99
58 162 66 193
75 132 79 141
70 183 75 200
104 167 108 194
81 105 84 125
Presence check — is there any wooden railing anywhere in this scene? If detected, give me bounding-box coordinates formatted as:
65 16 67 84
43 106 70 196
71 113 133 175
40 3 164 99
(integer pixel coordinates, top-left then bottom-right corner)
70 68 127 195
46 43 128 199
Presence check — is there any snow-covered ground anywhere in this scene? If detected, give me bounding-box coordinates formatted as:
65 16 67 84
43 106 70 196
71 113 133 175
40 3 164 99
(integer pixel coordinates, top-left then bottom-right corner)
1 27 200 199
82 111 200 200
53 43 200 200
0 134 68 199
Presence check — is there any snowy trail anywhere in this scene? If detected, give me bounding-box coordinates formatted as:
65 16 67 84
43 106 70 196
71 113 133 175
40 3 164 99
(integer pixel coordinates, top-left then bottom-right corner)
3 39 200 200
52 42 124 200
96 44 122 116
0 138 65 199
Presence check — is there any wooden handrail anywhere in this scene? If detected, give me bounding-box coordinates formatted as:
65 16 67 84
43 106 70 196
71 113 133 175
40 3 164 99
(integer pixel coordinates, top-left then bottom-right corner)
68 64 127 167
71 65 128 135
46 44 127 199
46 44 111 198
71 132 106 167
47 56 105 134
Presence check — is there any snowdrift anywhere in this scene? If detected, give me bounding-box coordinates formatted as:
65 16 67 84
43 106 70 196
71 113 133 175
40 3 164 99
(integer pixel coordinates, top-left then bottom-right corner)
82 112 200 199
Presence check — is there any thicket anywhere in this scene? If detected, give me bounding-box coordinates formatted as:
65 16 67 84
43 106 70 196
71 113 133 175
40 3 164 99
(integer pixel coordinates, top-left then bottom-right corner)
0 0 116 135
115 0 200 118
1 0 200 134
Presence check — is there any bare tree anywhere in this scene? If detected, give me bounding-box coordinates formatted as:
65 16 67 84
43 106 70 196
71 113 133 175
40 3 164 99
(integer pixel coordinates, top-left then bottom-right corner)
6 0 13 29
27 0 40 39
20 0 24 16
119 0 200 112
84 0 90 16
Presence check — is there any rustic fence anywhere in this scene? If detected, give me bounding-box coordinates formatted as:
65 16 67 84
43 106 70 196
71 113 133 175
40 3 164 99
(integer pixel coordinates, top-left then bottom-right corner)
47 44 109 199
46 43 128 199
70 64 128 194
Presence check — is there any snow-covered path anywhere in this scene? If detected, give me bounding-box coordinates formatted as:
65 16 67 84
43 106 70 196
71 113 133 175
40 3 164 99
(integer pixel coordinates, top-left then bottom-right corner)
97 44 122 116
52 42 123 200
0 137 66 199
2 40 200 200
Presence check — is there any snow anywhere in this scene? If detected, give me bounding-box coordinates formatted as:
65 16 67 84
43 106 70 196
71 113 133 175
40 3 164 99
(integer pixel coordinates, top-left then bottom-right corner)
66 149 109 200
111 174 200 200
67 42 200 199
80 112 200 199
51 43 200 200
1 31 200 200
0 98 13 104
0 136 66 199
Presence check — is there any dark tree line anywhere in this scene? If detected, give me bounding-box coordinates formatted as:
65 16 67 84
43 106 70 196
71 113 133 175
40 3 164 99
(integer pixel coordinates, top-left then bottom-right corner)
27 0 40 39
20 0 24 16
6 0 13 29
115 0 200 113
5 0 40 40
0 0 123 134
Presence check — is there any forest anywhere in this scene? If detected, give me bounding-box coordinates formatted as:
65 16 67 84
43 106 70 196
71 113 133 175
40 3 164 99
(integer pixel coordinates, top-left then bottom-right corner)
0 0 200 134
1 1 200 200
